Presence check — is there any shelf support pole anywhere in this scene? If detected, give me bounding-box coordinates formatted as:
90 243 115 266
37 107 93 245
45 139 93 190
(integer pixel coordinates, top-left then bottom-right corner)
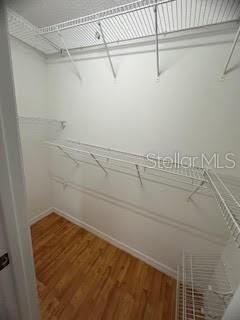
90 153 108 174
56 146 79 167
154 1 160 79
187 180 205 201
136 165 143 186
98 22 116 79
57 31 82 80
221 23 240 80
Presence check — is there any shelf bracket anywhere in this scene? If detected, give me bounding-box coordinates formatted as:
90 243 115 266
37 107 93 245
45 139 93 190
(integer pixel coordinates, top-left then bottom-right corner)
187 180 205 201
60 121 67 129
221 22 240 80
90 153 108 175
98 22 116 79
57 31 82 80
136 165 143 186
154 1 160 79
56 145 79 167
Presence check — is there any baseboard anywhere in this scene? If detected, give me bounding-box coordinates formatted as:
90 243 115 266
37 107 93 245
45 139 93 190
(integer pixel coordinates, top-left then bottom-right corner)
53 207 177 279
29 207 54 225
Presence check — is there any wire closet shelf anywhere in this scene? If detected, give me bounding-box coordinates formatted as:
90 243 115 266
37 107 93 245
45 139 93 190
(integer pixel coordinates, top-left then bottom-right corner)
176 252 233 320
18 116 66 129
45 139 206 184
45 138 240 248
204 170 240 247
8 0 240 55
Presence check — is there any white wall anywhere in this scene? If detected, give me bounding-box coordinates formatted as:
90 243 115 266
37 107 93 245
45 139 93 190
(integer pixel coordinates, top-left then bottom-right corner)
9 31 240 278
45 33 240 274
10 38 52 220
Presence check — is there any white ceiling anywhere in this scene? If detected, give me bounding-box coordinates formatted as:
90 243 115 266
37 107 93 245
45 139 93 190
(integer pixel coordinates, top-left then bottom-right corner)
7 0 134 27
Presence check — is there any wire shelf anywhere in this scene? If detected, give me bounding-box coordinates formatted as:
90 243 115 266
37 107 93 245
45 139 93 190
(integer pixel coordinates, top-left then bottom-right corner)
18 116 66 129
45 139 206 183
7 9 57 54
40 0 240 52
8 0 240 55
204 171 240 248
176 252 233 320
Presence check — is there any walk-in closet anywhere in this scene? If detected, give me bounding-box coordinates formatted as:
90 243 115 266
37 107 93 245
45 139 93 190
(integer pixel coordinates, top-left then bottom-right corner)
1 0 240 319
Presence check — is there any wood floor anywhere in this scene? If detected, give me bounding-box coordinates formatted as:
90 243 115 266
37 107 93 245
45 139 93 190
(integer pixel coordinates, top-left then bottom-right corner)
31 213 176 320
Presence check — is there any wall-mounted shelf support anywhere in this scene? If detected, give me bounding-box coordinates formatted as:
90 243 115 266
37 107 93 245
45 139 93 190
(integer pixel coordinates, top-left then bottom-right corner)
58 31 82 80
90 153 108 174
98 22 116 79
187 179 206 201
154 1 160 79
60 121 67 129
136 164 143 186
56 145 79 167
221 22 240 80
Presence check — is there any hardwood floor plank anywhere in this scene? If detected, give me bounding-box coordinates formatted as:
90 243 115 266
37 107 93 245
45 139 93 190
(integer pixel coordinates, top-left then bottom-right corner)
31 213 176 320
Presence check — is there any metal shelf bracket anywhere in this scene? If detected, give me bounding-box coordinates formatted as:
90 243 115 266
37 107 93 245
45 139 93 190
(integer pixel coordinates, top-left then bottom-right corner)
221 22 240 80
136 164 143 186
187 180 206 201
98 22 117 79
58 31 82 80
90 153 108 175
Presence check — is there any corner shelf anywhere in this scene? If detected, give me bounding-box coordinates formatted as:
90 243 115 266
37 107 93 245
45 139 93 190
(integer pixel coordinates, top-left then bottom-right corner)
176 252 233 320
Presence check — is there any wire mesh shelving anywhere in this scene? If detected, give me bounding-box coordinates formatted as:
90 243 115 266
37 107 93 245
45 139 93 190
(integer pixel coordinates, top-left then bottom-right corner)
8 0 240 55
176 252 233 320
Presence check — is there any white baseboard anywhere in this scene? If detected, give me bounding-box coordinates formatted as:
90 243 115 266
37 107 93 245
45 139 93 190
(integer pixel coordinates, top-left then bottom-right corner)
29 207 54 225
53 207 177 279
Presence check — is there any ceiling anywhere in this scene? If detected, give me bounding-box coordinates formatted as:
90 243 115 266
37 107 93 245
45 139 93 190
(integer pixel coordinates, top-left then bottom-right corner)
7 0 134 27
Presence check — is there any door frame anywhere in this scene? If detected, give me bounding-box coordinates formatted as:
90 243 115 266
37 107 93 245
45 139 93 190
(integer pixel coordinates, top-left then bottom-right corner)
0 3 40 320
